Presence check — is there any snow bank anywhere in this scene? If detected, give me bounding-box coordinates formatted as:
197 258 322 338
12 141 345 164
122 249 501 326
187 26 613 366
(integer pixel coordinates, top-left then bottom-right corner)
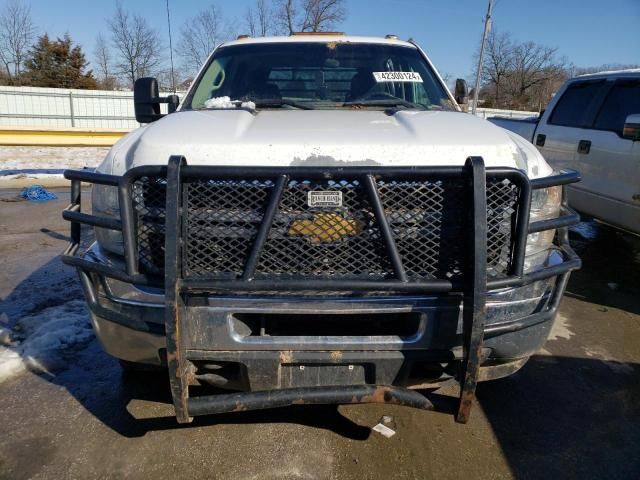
1 173 66 181
204 96 255 110
0 146 108 178
0 300 93 382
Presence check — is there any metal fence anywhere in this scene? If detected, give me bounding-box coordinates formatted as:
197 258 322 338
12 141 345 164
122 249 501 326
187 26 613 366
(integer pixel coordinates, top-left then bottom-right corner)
473 107 539 120
0 86 180 129
0 86 539 130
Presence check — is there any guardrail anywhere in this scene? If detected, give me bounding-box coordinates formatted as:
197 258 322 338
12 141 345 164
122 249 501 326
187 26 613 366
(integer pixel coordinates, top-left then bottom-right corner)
0 126 128 146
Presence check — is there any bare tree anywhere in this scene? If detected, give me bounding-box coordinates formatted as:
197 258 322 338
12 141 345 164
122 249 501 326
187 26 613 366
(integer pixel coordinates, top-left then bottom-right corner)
245 9 257 37
93 33 118 89
479 30 514 108
0 0 35 84
275 0 297 35
108 3 162 88
508 41 562 100
178 4 231 75
245 0 272 37
275 0 345 34
300 0 345 32
474 30 568 110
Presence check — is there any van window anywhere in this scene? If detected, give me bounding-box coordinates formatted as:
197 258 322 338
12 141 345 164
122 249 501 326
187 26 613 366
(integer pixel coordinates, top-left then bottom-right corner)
593 80 640 136
548 80 604 127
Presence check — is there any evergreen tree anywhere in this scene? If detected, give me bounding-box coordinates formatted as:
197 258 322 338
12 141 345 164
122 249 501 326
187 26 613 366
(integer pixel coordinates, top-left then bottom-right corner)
23 33 98 89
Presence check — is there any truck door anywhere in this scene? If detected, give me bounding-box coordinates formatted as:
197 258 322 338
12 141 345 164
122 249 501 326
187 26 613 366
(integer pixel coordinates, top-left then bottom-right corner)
577 78 640 232
535 79 607 172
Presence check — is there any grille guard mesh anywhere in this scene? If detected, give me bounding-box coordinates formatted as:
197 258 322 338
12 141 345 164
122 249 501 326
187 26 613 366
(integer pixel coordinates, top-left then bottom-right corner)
130 171 525 283
61 157 581 425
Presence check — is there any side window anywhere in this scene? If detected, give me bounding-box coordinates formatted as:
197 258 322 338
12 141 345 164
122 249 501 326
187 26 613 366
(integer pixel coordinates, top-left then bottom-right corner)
548 80 604 127
593 80 640 136
190 57 229 109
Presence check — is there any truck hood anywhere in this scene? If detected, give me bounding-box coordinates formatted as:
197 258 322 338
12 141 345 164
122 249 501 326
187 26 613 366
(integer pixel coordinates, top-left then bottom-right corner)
103 109 551 178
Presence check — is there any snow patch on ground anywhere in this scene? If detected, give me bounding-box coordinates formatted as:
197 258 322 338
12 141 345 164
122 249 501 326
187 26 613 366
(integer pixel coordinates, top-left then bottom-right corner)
0 300 93 382
547 313 574 341
0 146 108 177
1 173 65 180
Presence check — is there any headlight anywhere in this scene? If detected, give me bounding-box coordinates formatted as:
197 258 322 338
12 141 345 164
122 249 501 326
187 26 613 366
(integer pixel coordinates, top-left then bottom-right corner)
92 184 124 255
524 185 561 271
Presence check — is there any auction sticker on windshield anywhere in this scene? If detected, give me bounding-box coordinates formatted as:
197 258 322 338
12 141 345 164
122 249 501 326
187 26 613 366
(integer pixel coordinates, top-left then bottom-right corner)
373 72 423 82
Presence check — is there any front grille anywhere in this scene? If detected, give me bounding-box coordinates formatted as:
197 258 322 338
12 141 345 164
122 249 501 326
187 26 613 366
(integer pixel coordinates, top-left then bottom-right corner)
132 176 167 276
130 173 523 283
256 179 391 278
185 179 273 277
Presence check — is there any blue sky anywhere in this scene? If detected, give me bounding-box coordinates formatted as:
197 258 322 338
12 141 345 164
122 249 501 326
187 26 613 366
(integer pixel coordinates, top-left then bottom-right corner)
24 0 640 80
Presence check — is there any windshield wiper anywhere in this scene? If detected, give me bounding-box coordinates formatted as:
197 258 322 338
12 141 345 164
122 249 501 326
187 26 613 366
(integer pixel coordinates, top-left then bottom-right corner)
253 98 315 110
343 99 425 110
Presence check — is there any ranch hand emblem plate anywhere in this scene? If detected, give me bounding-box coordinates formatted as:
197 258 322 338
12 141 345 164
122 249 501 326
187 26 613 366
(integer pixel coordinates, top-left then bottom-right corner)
308 191 343 207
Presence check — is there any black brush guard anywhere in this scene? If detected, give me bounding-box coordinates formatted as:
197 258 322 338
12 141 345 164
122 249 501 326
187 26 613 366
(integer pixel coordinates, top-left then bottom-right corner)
62 156 581 424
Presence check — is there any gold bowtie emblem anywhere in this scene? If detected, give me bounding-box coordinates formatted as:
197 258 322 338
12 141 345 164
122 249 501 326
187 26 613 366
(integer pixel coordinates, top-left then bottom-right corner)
288 213 362 243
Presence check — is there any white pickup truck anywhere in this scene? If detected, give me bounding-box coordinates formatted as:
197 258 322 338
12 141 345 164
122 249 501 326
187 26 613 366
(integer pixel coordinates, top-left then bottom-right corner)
62 34 580 425
491 70 640 234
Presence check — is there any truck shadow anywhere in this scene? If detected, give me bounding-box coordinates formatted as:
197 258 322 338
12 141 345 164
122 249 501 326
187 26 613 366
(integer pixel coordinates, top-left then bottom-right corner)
49 343 640 479
51 348 374 440
476 354 640 479
567 220 640 315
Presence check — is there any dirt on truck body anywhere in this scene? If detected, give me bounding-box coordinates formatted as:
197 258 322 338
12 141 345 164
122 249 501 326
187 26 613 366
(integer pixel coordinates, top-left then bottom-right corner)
61 34 581 424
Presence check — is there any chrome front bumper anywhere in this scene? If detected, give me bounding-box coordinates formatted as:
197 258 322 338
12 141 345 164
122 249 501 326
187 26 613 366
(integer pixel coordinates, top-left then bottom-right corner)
82 242 566 369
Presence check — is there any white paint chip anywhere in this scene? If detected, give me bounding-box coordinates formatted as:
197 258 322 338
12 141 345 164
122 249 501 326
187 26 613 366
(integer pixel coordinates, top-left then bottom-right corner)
372 423 396 438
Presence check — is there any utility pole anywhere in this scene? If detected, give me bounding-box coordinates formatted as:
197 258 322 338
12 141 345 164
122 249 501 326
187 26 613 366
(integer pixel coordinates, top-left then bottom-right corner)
166 0 176 92
472 0 494 115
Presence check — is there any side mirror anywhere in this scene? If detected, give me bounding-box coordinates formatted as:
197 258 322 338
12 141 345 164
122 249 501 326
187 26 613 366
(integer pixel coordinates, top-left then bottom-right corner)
454 78 469 105
623 114 640 141
134 77 180 123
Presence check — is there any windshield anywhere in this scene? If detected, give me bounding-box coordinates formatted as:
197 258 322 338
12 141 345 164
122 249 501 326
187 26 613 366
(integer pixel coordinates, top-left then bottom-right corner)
187 42 454 111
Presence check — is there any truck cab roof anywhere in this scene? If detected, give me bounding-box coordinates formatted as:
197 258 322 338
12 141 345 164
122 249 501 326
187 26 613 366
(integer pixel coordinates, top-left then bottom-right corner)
220 34 417 49
577 68 640 80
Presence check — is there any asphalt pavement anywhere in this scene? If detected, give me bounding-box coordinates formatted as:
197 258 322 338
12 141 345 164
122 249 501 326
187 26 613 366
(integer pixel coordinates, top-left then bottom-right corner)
0 188 638 480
